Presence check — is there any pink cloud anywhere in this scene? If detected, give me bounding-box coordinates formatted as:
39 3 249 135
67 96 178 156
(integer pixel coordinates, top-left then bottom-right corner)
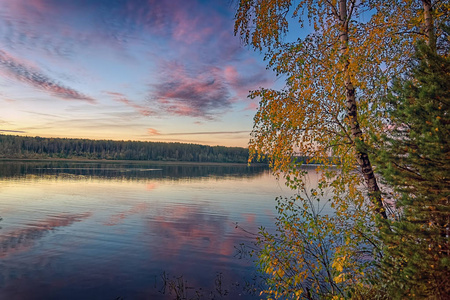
106 91 154 116
0 50 95 103
245 102 259 111
147 128 160 135
122 0 219 45
222 64 273 101
171 7 215 44
150 58 274 118
224 66 239 84
151 62 231 118
1 0 51 19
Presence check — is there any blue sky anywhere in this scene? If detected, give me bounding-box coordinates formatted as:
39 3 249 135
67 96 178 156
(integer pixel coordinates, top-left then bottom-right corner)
0 0 278 147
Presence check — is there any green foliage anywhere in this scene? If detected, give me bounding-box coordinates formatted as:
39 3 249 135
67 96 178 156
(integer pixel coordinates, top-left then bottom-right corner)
0 134 252 163
373 41 450 299
235 0 449 299
258 192 340 299
256 178 384 299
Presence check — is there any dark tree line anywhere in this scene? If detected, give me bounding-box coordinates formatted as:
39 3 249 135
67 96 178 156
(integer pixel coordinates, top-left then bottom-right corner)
0 134 254 163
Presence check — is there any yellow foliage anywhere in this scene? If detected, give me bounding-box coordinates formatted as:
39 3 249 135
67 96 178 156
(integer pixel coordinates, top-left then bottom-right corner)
234 0 444 299
334 273 347 284
332 255 346 273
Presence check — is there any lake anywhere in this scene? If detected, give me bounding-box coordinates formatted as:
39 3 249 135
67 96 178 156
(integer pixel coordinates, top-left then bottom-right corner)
0 160 297 299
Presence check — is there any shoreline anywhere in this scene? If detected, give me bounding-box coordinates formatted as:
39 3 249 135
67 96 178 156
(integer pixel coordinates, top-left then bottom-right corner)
0 157 269 167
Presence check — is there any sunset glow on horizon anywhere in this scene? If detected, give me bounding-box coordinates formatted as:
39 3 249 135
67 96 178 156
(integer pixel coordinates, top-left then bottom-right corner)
0 0 278 147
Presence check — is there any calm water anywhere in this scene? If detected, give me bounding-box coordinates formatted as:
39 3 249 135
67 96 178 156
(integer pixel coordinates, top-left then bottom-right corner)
0 161 296 299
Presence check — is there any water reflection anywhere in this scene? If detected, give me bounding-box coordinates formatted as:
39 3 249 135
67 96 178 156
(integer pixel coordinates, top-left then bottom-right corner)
150 204 232 257
0 213 91 259
0 161 279 299
104 202 150 226
0 161 268 181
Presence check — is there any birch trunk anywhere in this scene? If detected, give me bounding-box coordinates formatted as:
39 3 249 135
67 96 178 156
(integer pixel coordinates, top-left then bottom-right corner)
422 0 436 51
339 0 387 219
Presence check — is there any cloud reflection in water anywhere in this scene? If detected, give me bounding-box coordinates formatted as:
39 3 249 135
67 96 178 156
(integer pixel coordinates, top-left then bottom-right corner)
0 212 91 259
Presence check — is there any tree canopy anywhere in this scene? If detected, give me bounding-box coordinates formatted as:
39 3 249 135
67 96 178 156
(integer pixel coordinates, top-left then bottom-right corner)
235 0 449 298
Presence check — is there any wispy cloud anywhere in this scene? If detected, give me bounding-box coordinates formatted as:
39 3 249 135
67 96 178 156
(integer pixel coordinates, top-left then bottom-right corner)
244 102 259 111
223 64 273 100
21 111 64 119
0 129 26 133
151 62 231 119
147 128 160 135
106 91 154 116
149 130 249 136
150 60 272 119
0 50 95 103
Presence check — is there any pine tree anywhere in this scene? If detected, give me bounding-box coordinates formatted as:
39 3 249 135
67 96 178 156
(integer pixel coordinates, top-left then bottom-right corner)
374 40 450 299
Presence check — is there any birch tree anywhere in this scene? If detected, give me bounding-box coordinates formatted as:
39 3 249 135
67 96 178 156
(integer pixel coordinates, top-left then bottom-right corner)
235 0 449 298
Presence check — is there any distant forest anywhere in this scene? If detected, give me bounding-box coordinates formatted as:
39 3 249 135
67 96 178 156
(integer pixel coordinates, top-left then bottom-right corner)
0 134 254 163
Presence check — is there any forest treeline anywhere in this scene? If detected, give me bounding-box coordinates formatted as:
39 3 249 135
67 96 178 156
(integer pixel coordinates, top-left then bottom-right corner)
0 134 254 163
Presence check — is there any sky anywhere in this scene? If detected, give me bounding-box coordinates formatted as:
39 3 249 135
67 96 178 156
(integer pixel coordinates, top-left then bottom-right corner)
0 0 278 147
